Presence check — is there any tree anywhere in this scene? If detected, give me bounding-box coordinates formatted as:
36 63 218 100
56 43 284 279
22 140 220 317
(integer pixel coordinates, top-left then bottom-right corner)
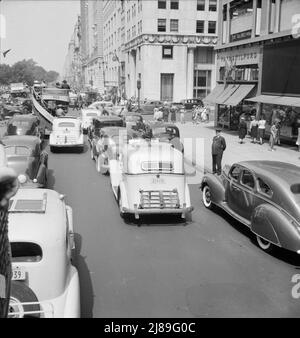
45 70 59 83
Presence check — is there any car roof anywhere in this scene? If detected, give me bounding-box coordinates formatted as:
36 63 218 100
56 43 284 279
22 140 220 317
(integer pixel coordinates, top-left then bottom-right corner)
237 161 300 187
53 117 80 125
94 116 122 122
2 135 40 148
8 189 66 245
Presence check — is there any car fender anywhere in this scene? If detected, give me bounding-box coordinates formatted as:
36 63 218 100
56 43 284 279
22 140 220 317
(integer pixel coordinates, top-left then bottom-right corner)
62 266 80 318
251 204 300 251
119 181 129 209
201 174 225 205
78 134 84 145
184 183 192 208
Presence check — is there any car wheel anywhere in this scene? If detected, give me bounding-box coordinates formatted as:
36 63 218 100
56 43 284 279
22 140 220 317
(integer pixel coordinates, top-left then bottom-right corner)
202 185 214 210
9 281 40 318
256 235 274 253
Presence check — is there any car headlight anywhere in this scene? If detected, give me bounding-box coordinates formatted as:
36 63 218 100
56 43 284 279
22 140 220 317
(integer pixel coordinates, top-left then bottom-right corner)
18 174 27 184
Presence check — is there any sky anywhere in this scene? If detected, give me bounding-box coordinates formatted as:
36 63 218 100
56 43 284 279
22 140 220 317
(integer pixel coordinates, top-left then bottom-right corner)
0 0 80 75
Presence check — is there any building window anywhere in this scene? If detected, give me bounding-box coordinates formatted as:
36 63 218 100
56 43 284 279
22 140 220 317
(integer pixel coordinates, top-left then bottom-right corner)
197 0 205 11
132 25 136 37
209 0 217 11
193 70 211 99
196 20 205 33
158 19 167 32
158 0 166 9
161 74 174 101
170 0 179 10
162 45 173 59
208 21 216 34
170 19 179 32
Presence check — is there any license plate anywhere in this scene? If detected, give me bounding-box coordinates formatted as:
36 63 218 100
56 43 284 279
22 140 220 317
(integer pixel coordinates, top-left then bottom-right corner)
152 178 165 184
12 266 26 281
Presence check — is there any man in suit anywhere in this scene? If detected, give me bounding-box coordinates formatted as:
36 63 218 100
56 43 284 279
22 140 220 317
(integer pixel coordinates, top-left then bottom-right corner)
212 128 226 175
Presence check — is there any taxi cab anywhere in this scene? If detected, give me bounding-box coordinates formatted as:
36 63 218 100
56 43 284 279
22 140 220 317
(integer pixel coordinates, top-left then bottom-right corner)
49 117 84 152
80 109 102 134
110 140 193 220
7 188 80 318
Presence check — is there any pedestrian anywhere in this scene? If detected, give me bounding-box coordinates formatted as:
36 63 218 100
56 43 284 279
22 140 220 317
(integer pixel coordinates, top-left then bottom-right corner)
238 116 247 144
56 105 65 117
163 102 170 122
276 120 281 146
180 107 185 124
201 106 208 123
296 126 300 152
257 114 266 145
157 107 164 121
153 107 160 121
249 115 258 143
101 104 109 116
170 104 177 123
212 128 226 175
269 122 279 151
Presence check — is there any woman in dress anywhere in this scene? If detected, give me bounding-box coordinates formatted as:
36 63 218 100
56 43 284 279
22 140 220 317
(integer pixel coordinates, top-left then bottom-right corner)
249 115 258 143
170 105 177 123
238 116 247 144
257 115 266 145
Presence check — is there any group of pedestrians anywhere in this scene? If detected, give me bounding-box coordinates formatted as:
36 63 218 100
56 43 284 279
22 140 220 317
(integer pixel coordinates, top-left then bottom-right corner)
192 105 210 124
153 102 182 123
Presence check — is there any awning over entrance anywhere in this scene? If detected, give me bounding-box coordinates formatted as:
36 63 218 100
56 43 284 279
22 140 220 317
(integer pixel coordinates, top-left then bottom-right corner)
203 84 224 104
223 84 256 106
247 95 300 107
203 84 256 106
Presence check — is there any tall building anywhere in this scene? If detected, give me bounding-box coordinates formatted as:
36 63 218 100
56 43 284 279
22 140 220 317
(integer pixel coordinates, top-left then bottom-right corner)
207 0 300 141
102 0 218 101
63 15 83 90
80 0 104 93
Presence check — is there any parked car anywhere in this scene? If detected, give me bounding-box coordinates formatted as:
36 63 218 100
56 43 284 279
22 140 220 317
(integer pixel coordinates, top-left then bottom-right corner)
1 136 48 188
4 115 43 141
49 117 84 153
149 122 184 153
92 126 137 174
201 161 300 254
122 113 144 130
180 99 203 110
87 116 124 156
131 101 163 115
110 141 193 220
7 188 80 317
80 109 102 134
88 100 113 113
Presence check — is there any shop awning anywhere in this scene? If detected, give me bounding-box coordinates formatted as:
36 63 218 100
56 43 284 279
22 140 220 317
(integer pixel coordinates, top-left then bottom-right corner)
203 85 225 104
247 95 300 107
223 84 256 106
215 84 240 105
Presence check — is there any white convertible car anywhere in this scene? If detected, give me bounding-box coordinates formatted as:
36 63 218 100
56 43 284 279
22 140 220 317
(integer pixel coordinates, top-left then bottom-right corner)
49 117 84 152
8 188 80 318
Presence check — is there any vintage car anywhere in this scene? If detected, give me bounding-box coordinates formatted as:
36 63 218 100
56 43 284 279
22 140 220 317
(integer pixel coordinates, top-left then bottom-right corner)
131 101 163 115
149 122 184 153
49 117 84 152
201 161 300 254
88 100 113 114
7 188 80 318
4 115 43 140
110 141 193 220
1 136 48 188
88 116 124 156
92 127 140 174
80 109 102 134
122 113 144 130
180 99 203 111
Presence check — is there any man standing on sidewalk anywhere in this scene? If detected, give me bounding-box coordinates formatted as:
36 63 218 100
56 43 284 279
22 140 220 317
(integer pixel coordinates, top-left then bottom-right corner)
212 128 226 175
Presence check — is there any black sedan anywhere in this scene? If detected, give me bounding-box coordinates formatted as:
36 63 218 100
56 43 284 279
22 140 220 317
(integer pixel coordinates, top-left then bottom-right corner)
4 115 43 140
1 136 48 188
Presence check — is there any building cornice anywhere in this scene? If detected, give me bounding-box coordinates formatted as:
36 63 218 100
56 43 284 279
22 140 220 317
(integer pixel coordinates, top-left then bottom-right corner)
124 34 218 51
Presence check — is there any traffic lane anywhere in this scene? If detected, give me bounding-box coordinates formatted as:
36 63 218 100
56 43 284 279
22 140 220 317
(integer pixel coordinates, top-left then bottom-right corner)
46 140 300 318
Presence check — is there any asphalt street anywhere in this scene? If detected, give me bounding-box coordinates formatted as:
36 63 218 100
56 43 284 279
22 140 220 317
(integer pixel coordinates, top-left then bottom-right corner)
41 111 300 318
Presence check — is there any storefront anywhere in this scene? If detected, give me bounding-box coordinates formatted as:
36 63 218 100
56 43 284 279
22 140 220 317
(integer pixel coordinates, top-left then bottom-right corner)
205 45 261 129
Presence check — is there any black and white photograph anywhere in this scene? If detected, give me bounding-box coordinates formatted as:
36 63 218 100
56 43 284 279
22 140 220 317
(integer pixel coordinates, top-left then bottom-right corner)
0 0 300 322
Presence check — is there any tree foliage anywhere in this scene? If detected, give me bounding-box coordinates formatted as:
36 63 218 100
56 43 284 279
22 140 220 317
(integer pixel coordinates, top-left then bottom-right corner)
0 59 59 86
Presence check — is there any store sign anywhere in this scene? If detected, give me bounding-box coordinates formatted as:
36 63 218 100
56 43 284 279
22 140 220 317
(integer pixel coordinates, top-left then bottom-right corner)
217 47 260 67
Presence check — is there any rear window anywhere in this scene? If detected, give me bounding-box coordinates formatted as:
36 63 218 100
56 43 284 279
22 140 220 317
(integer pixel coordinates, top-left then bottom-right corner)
5 146 31 156
291 184 300 194
11 242 42 263
11 121 30 127
86 113 98 117
58 122 75 128
142 161 174 172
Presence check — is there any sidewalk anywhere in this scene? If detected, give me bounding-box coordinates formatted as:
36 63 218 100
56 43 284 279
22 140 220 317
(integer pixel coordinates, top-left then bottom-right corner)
178 121 300 173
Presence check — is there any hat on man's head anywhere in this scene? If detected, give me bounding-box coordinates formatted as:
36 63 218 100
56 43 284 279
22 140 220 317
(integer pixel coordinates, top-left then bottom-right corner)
215 127 222 132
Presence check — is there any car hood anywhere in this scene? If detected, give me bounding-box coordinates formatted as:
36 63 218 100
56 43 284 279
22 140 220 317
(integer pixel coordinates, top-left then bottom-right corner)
7 156 34 178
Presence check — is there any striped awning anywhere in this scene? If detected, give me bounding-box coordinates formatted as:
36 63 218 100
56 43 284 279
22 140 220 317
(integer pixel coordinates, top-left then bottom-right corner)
247 95 300 107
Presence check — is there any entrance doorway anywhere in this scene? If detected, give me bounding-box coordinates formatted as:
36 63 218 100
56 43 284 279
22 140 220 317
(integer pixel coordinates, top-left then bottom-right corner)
160 73 174 102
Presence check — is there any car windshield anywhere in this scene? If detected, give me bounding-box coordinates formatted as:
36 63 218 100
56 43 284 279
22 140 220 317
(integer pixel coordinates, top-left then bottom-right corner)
5 146 31 156
58 122 76 128
126 115 141 122
10 121 30 127
86 112 98 117
153 127 178 138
